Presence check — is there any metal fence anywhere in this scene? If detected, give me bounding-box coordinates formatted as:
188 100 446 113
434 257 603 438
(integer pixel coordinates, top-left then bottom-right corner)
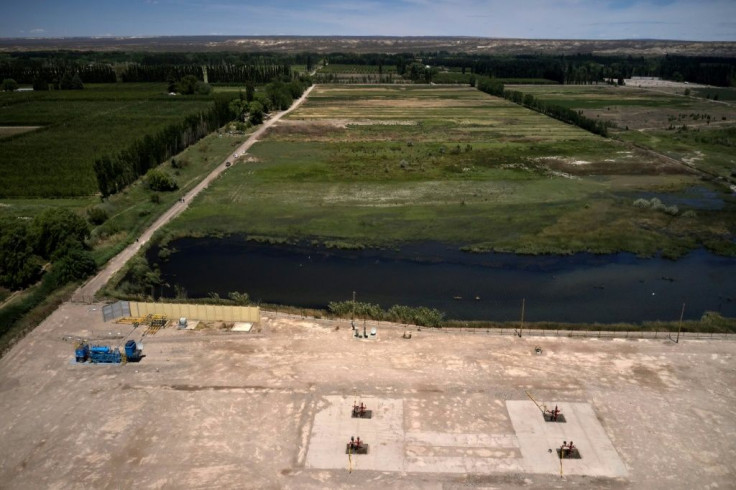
102 301 131 322
414 326 736 341
264 312 736 342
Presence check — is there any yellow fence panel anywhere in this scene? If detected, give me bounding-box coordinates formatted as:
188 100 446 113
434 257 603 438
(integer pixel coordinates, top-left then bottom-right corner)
126 302 260 323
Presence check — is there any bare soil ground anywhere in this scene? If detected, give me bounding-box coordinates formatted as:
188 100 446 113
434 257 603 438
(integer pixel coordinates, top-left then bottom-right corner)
0 302 734 489
0 126 41 139
584 81 736 131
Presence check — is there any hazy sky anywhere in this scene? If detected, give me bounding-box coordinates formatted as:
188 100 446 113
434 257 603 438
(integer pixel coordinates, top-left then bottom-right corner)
2 0 735 41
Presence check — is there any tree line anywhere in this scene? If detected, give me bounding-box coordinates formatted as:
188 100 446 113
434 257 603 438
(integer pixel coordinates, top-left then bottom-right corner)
475 76 612 137
228 77 311 126
0 209 95 291
121 64 203 83
319 52 736 87
206 63 291 84
421 53 735 86
503 89 613 137
3 51 735 87
93 94 233 197
0 60 115 85
94 76 311 197
659 55 735 87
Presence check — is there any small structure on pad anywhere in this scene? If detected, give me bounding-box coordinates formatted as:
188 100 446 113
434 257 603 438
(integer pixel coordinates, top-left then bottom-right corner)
543 404 566 423
526 391 566 422
346 436 369 455
351 401 372 419
557 440 581 459
353 320 377 340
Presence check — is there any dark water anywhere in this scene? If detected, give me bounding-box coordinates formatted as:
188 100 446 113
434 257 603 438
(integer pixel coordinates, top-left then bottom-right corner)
632 186 725 210
150 238 736 323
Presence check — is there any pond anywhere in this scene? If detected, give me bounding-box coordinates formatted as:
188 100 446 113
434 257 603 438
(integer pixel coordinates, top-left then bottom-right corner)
150 238 736 323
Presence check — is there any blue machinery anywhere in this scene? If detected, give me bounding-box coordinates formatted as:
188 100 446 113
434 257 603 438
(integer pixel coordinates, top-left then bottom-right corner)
75 340 142 364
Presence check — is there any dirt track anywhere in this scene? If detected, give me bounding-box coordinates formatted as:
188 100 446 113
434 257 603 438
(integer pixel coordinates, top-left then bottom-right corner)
0 303 733 489
71 84 315 303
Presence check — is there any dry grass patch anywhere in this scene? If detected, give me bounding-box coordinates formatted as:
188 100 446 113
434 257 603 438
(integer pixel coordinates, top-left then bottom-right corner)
0 126 41 139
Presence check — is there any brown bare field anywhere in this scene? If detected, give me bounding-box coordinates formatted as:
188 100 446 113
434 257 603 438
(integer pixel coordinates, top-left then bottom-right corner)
0 302 734 489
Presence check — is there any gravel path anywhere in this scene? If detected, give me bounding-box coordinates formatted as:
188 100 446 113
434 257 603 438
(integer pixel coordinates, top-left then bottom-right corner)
71 85 315 302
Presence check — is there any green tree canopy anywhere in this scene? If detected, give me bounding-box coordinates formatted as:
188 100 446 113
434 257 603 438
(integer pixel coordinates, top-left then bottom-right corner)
0 218 43 290
248 101 264 125
1 78 18 91
30 208 90 260
146 169 178 192
178 75 199 95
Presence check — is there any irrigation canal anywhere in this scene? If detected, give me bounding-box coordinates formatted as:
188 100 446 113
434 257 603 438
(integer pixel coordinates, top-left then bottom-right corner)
149 239 736 323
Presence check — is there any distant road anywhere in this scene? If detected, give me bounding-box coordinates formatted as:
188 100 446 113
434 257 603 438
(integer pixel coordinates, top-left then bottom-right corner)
71 85 315 302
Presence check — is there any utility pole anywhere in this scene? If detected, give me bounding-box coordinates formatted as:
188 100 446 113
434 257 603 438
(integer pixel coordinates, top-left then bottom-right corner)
676 302 685 343
351 291 356 330
519 298 525 338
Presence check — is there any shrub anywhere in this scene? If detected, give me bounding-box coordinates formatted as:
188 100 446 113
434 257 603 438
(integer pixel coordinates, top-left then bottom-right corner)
327 300 445 327
86 206 108 225
146 169 178 192
633 197 678 216
2 78 18 92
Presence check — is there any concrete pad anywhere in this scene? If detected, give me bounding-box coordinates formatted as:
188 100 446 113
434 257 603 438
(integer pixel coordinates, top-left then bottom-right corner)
507 400 628 478
182 319 198 330
306 396 527 475
231 322 253 332
305 396 405 472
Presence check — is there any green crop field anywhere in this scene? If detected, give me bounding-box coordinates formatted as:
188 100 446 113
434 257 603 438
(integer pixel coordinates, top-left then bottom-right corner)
164 85 735 257
0 128 251 265
0 83 214 198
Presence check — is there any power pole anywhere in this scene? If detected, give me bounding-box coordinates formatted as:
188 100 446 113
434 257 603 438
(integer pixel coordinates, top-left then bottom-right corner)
519 298 525 338
351 291 356 330
676 302 685 343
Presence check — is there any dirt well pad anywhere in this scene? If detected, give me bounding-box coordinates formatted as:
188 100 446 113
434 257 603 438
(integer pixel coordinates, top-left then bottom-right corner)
0 303 734 489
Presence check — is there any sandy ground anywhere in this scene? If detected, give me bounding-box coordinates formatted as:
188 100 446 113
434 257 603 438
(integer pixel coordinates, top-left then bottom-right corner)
0 303 734 489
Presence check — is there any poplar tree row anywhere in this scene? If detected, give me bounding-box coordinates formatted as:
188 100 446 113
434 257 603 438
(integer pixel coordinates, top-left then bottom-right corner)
120 64 203 83
0 61 116 84
93 97 232 197
503 89 612 137
206 63 291 84
474 76 611 137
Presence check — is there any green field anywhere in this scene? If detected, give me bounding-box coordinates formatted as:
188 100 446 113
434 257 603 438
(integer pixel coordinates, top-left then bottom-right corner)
694 87 736 101
0 128 251 264
513 84 736 180
0 84 214 197
162 85 735 257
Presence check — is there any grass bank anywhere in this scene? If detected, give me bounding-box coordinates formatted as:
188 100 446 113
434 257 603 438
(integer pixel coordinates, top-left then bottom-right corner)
160 85 734 258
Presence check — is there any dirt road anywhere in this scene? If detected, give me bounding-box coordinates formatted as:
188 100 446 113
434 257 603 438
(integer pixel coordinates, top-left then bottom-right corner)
71 85 315 302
